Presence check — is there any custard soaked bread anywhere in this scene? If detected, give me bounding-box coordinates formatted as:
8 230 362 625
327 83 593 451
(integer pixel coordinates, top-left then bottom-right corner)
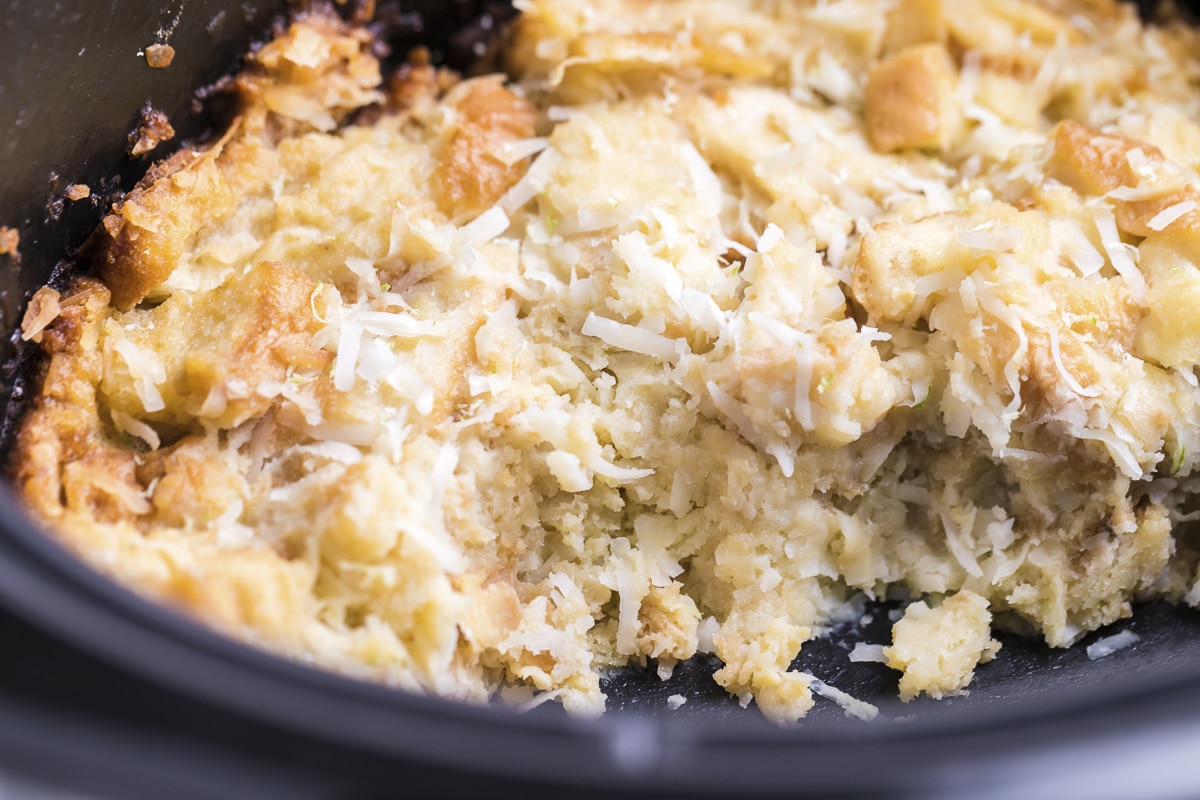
13 0 1200 721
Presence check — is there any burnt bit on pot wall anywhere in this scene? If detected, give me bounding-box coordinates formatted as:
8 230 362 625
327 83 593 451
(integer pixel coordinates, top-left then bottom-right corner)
0 260 79 462
363 0 515 71
129 103 177 157
448 2 518 72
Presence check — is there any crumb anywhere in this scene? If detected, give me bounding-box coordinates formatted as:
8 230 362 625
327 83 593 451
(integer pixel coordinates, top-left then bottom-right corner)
848 642 887 663
0 226 19 258
666 694 687 710
66 184 91 202
390 47 443 108
20 287 61 344
884 591 1000 702
1086 630 1140 660
129 103 176 156
145 43 176 69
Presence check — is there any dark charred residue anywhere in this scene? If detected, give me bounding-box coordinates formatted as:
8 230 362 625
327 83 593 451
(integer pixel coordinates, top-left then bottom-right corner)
128 103 177 157
0 260 77 462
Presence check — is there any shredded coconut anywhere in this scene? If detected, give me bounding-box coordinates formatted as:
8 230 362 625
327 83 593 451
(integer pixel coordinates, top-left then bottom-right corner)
1086 629 1140 660
803 674 879 721
1146 199 1196 232
582 313 682 362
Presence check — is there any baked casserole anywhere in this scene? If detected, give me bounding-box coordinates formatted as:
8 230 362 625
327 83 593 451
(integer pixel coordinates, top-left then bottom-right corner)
12 0 1200 721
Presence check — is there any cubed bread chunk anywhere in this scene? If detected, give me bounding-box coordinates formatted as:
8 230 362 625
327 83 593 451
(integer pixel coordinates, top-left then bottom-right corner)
865 44 962 153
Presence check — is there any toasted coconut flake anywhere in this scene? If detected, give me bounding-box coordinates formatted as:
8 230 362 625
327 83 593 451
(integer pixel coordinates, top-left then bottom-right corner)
20 287 60 343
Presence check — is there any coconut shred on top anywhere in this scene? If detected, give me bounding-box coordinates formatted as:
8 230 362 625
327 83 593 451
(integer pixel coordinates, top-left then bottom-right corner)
13 0 1200 722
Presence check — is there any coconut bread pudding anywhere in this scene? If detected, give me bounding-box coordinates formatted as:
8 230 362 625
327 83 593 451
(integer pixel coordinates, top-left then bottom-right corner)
12 0 1200 722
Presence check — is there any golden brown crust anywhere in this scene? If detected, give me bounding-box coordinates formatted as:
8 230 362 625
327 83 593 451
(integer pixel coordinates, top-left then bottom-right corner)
389 47 460 110
85 145 235 310
865 44 962 153
882 0 946 53
234 10 383 138
61 449 149 521
433 78 537 220
1047 120 1152 197
1024 278 1142 413
145 260 330 429
142 436 245 526
11 279 113 519
1048 120 1200 236
506 7 777 96
570 31 775 79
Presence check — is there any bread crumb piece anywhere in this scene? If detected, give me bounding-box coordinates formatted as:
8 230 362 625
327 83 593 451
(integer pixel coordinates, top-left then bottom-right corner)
129 103 175 156
145 43 176 68
666 694 686 710
0 226 19 257
884 590 1000 701
66 184 91 202
864 43 962 152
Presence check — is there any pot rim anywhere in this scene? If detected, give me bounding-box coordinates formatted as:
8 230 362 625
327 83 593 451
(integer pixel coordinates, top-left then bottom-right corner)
1 486 1198 796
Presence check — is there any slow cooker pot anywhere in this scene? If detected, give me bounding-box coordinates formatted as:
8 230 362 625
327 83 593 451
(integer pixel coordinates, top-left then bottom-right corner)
4 1 1200 797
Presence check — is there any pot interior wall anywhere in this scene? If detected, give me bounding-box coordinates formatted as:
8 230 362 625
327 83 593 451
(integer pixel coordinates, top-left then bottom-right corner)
2 4 1200 795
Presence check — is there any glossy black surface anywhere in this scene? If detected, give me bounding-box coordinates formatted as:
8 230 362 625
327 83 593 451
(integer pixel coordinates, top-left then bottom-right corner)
4 1 1200 797
0 0 283 337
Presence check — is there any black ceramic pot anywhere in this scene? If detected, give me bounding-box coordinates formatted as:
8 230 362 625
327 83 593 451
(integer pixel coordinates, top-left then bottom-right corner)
2 2 1200 798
